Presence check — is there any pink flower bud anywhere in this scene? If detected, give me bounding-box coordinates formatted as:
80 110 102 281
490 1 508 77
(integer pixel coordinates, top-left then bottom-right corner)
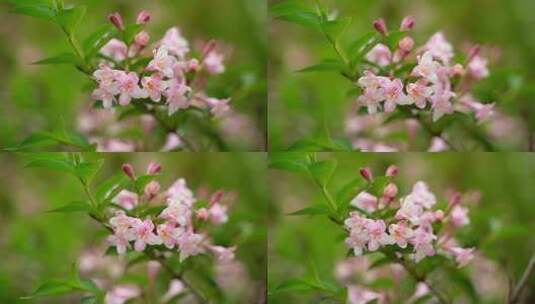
435 210 444 221
398 36 414 52
383 183 398 198
448 192 461 207
451 64 465 76
144 181 161 199
467 44 481 62
196 208 209 220
108 12 124 31
134 31 150 47
202 40 218 59
187 59 200 72
373 18 388 36
385 165 398 177
400 16 414 31
136 10 151 24
146 161 161 175
359 167 373 182
209 190 224 206
122 163 135 179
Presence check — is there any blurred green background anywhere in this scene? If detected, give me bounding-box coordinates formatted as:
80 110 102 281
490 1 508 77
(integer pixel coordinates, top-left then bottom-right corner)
268 153 535 303
0 152 267 303
0 0 267 150
268 0 535 150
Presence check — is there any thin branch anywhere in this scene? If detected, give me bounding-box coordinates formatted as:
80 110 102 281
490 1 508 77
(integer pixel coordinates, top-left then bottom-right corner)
509 252 535 304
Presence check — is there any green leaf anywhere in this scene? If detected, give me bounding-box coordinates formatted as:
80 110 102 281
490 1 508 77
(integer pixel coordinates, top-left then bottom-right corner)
287 139 329 151
56 5 86 34
276 12 320 28
366 277 393 289
274 278 315 293
384 31 406 51
367 176 389 197
134 175 155 192
413 294 434 304
287 204 330 216
47 201 92 213
270 0 312 17
7 0 53 5
139 205 166 217
368 257 391 270
81 296 96 304
321 17 352 41
32 52 78 65
72 278 99 294
10 4 56 22
25 158 75 174
75 159 104 184
348 32 378 65
95 173 128 202
297 58 344 73
83 24 117 59
269 153 310 173
308 159 337 186
122 24 144 44
335 177 366 207
21 280 73 299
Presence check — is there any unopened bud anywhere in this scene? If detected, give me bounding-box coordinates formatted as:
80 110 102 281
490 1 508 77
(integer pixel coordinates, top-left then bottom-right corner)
385 165 398 177
144 181 161 199
448 192 462 207
196 208 209 220
359 167 373 182
467 44 481 62
134 31 150 47
451 63 465 76
398 36 414 52
435 210 445 221
202 40 218 59
108 12 124 31
121 163 135 179
383 183 398 198
136 10 151 24
146 161 161 175
209 190 224 206
400 16 414 31
187 59 200 72
373 18 388 36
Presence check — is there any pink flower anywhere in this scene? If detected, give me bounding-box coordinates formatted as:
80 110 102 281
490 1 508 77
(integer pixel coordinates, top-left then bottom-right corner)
147 46 176 78
161 133 182 151
141 74 168 102
166 178 195 205
396 199 423 225
357 88 383 114
161 280 185 303
372 18 388 36
429 88 455 121
424 32 454 64
388 222 413 248
407 79 433 109
105 284 140 304
400 16 414 31
347 285 383 304
113 190 138 210
366 44 391 67
92 86 117 109
468 55 489 79
412 52 442 83
451 247 474 267
108 12 124 31
209 245 236 263
365 219 394 251
159 201 192 226
428 137 449 152
459 95 494 122
205 97 231 117
165 78 191 115
134 31 150 48
146 161 162 175
177 232 205 262
449 205 470 227
382 78 411 112
345 230 369 256
406 181 436 209
157 222 184 249
350 191 378 213
410 227 437 262
115 71 148 106
109 212 137 233
208 203 228 224
203 50 225 74
131 219 162 251
107 231 131 255
144 180 161 199
136 10 151 24
100 39 128 62
160 27 190 58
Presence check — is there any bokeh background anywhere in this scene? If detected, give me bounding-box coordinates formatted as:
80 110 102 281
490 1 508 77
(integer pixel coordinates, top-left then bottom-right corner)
268 153 535 303
268 0 535 151
0 0 267 150
0 152 267 303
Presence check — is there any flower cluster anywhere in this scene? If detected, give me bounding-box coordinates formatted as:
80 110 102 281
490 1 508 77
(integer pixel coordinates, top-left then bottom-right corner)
357 16 494 122
107 162 236 263
92 11 230 117
344 166 474 267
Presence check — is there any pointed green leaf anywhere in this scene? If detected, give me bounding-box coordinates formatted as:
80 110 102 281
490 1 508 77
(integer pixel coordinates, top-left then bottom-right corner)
74 159 104 184
25 158 75 174
95 173 128 202
276 12 320 28
83 24 117 59
287 204 330 216
269 153 310 173
56 5 86 34
335 177 366 207
274 278 315 293
297 58 344 73
33 52 78 65
21 280 73 299
308 160 337 186
384 31 406 51
10 5 56 22
122 23 144 44
47 201 92 213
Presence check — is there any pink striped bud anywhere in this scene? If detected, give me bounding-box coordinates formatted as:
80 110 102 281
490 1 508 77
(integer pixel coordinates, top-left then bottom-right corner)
400 16 414 31
467 44 481 62
359 167 373 182
435 210 445 221
385 165 398 177
108 12 124 31
202 40 218 59
121 163 135 179
373 18 388 36
383 183 398 198
146 161 161 175
134 31 150 47
144 181 161 199
398 36 414 52
448 192 461 207
136 10 151 24
209 190 224 206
